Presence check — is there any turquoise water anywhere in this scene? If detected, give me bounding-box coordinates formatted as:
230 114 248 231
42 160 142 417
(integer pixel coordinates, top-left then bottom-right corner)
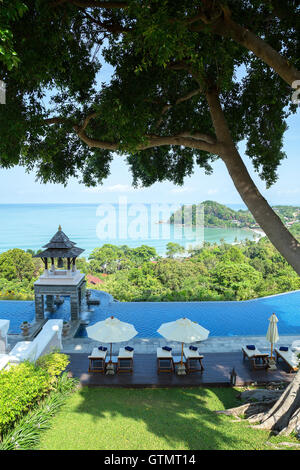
0 203 255 257
1 290 300 337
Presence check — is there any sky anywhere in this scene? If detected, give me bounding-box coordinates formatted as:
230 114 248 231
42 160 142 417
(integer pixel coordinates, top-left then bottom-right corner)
0 57 299 207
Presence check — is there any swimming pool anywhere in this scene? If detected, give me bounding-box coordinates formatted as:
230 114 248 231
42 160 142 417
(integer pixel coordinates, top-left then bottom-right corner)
1 290 300 337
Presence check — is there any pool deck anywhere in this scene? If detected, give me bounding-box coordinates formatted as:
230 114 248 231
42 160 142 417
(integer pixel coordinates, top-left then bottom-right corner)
62 334 299 388
5 334 298 387
59 334 300 355
66 351 295 388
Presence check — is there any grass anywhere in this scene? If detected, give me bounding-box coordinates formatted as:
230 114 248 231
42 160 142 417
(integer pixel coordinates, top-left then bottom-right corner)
35 386 300 450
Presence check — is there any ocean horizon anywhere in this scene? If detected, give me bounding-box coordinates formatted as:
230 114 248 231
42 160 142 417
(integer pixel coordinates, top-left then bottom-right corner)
0 202 256 257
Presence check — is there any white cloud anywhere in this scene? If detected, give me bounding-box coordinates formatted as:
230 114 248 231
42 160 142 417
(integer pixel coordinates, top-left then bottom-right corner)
170 186 194 194
84 184 145 193
207 188 219 195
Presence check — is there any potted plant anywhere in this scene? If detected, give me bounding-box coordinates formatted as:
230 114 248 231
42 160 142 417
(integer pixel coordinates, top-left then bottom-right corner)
62 321 70 337
20 321 30 336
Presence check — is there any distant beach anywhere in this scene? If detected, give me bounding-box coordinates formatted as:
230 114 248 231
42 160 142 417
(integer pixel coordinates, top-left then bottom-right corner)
0 203 257 257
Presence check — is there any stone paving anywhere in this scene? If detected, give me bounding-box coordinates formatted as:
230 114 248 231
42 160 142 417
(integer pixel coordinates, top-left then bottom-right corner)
61 334 300 355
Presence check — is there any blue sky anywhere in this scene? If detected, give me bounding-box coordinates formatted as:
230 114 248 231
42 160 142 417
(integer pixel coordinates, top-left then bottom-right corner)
0 58 299 206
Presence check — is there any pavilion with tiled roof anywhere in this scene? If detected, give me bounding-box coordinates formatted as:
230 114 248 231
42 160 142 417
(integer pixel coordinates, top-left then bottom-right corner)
34 225 84 271
33 226 86 324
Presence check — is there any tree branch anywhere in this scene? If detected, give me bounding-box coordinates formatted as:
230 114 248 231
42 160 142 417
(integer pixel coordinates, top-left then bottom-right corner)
189 4 300 86
176 131 217 145
43 116 68 125
83 11 130 33
156 87 202 127
52 0 128 8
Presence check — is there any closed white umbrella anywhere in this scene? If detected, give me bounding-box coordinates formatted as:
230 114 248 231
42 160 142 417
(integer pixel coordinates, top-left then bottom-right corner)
86 316 138 362
157 317 210 369
266 313 279 359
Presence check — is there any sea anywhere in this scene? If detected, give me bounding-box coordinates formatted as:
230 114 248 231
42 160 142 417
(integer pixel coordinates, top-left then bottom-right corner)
0 203 255 257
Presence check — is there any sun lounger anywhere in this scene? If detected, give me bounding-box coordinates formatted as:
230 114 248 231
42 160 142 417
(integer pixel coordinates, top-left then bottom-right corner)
88 347 107 373
157 347 174 374
242 345 269 370
275 347 299 373
183 347 204 373
291 340 300 353
117 347 134 374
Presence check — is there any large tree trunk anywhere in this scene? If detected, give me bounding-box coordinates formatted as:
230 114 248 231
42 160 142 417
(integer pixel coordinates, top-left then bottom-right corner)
217 371 300 436
206 88 300 275
219 15 300 87
190 6 300 87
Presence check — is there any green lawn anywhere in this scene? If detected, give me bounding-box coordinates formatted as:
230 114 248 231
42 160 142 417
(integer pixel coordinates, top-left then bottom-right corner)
36 387 299 450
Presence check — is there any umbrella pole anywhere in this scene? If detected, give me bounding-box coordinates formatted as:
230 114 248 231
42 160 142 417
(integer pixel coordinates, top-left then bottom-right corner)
177 342 186 375
270 343 273 360
106 342 114 375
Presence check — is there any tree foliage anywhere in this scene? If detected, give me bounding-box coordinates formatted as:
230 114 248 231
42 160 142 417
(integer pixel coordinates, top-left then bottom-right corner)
97 238 300 302
0 0 299 271
0 0 298 185
0 0 27 69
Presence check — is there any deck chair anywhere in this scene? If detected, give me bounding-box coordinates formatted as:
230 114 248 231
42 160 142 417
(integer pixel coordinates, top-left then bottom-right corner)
275 347 299 373
242 345 269 370
157 347 174 374
88 347 107 373
183 347 204 373
117 347 134 374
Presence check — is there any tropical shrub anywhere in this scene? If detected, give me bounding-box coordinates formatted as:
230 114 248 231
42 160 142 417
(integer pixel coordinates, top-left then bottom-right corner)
0 373 78 450
0 353 69 436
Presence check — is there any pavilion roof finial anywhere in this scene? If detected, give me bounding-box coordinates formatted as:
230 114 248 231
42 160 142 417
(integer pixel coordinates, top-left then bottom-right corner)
33 226 84 259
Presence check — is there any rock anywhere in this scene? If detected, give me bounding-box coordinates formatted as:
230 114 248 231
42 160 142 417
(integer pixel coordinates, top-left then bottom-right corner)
240 389 283 403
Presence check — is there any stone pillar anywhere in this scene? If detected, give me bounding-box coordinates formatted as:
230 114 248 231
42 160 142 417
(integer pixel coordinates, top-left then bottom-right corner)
46 295 55 313
81 281 86 305
35 294 44 321
70 291 80 321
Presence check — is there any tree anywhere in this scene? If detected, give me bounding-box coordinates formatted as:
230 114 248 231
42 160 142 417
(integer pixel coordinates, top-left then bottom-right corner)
0 0 300 275
130 245 158 263
211 260 262 293
0 248 37 281
0 1 27 69
89 244 122 273
217 367 300 436
166 242 185 258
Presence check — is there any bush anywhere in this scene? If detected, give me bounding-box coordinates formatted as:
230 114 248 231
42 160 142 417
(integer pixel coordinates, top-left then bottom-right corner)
0 373 78 450
0 353 69 437
36 352 70 383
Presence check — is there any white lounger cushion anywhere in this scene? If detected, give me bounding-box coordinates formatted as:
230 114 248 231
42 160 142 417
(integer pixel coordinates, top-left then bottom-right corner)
183 347 203 359
157 347 172 358
242 346 262 357
118 347 134 358
275 348 299 368
89 348 107 359
291 341 300 353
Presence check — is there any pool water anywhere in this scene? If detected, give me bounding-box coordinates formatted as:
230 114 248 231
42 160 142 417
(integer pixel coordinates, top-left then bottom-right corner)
1 290 300 338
